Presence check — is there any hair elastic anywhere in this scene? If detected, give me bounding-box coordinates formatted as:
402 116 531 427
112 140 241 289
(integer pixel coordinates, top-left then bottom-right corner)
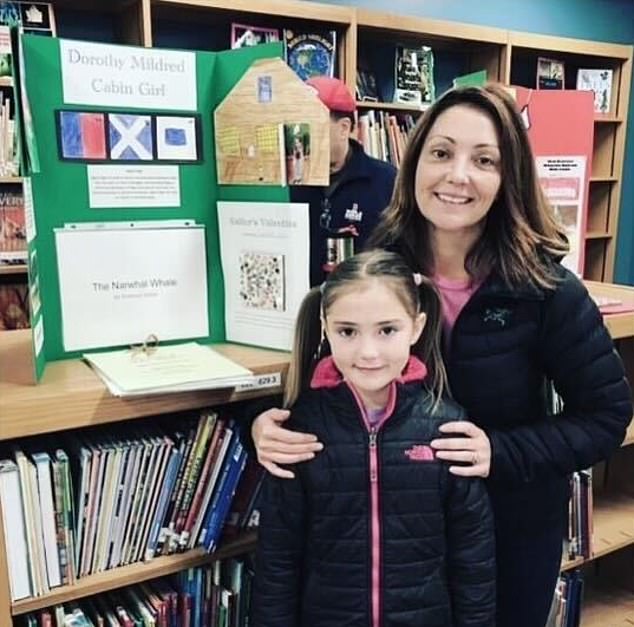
412 273 423 286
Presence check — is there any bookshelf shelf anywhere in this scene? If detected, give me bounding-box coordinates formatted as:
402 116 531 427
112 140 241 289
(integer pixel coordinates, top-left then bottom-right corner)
11 531 258 615
586 231 612 240
589 176 619 183
580 584 634 626
585 281 634 339
594 115 623 124
0 265 27 276
560 491 634 572
590 493 634 560
0 330 289 441
356 100 428 113
0 176 22 184
0 76 12 88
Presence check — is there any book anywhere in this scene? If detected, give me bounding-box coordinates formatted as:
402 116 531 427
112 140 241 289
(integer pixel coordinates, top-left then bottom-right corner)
394 45 435 105
453 69 487 88
32 452 62 588
576 68 613 113
0 282 29 330
283 28 336 81
83 342 254 397
536 56 564 89
356 68 378 101
0 188 27 264
230 23 279 49
0 25 11 77
284 122 310 185
0 459 32 601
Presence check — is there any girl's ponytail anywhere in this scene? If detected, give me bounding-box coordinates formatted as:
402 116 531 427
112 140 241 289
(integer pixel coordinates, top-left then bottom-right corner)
284 286 323 407
412 276 449 410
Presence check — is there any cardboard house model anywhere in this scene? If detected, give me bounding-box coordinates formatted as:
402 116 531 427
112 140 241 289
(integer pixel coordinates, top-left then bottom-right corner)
214 57 330 186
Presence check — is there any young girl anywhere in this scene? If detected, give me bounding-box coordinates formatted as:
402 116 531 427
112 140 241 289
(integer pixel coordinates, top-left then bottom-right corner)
251 250 495 627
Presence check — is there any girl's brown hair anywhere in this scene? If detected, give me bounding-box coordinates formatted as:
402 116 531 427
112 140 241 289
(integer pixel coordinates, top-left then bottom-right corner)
368 83 569 288
284 250 447 409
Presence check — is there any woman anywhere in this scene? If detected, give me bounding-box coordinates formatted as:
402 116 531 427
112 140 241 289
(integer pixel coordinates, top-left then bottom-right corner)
250 84 632 626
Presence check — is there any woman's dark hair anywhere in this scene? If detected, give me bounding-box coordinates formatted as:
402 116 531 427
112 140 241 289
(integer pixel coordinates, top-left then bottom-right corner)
368 83 569 289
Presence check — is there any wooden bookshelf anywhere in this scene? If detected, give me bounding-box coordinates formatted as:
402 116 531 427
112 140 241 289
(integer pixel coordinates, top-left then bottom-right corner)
0 265 27 276
0 176 21 184
580 584 634 626
591 493 634 561
356 100 428 113
0 330 289 441
560 490 634 572
11 531 258 615
586 231 611 240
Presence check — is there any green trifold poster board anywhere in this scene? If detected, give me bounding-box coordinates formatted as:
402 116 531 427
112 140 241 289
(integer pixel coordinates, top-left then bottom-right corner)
21 35 290 380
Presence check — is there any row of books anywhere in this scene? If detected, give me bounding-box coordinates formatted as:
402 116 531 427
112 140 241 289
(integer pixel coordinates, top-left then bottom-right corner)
19 558 254 627
356 109 417 168
0 411 263 602
547 570 584 627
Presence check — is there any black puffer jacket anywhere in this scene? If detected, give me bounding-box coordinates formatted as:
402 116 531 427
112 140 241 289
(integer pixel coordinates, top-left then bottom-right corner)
441 264 632 530
252 357 495 627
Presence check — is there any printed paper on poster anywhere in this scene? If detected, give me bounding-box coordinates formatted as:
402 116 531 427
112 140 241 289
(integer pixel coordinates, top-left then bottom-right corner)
217 201 310 351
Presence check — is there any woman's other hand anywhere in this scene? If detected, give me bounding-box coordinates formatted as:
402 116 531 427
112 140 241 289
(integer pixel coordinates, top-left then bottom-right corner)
251 407 324 479
430 421 491 478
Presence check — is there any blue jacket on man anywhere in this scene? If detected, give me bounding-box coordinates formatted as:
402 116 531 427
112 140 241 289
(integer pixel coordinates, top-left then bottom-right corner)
290 139 396 286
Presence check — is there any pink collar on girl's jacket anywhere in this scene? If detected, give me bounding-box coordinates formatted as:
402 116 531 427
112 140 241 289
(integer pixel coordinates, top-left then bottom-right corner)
309 356 428 390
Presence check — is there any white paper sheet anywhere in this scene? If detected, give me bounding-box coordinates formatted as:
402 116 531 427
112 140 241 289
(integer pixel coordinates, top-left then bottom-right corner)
55 222 209 351
60 40 197 110
87 165 180 208
217 201 310 351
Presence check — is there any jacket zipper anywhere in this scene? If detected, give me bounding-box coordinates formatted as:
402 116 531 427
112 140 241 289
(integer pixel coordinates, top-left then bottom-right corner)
368 428 381 627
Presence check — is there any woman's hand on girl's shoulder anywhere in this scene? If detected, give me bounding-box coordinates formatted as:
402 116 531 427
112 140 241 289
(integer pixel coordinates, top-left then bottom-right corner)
251 407 324 479
430 421 491 478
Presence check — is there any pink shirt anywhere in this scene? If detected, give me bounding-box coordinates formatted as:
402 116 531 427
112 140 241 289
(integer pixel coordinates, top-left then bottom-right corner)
433 274 482 340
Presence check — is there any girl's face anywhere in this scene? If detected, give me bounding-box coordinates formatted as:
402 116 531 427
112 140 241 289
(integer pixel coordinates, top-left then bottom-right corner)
414 104 502 241
324 280 425 411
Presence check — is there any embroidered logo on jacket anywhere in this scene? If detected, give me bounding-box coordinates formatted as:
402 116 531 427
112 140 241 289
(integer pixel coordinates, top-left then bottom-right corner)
344 203 363 222
483 307 512 326
404 445 435 462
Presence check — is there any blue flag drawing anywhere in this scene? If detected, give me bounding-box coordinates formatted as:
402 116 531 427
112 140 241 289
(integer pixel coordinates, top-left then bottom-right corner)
108 114 153 160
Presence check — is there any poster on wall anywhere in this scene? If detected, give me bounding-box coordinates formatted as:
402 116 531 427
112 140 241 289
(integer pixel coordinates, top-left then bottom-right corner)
536 156 587 274
513 87 595 275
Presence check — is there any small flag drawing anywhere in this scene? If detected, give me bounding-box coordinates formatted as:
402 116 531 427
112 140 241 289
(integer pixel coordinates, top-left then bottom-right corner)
108 113 153 161
156 116 198 161
59 111 107 160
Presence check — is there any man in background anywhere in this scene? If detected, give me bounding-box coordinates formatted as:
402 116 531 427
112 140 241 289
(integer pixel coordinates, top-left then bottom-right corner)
294 76 397 285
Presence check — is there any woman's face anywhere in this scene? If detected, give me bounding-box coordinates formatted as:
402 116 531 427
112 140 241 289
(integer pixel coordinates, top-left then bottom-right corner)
414 105 502 240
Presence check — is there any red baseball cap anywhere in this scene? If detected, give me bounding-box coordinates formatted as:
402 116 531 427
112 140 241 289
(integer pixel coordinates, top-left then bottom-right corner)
306 76 356 113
